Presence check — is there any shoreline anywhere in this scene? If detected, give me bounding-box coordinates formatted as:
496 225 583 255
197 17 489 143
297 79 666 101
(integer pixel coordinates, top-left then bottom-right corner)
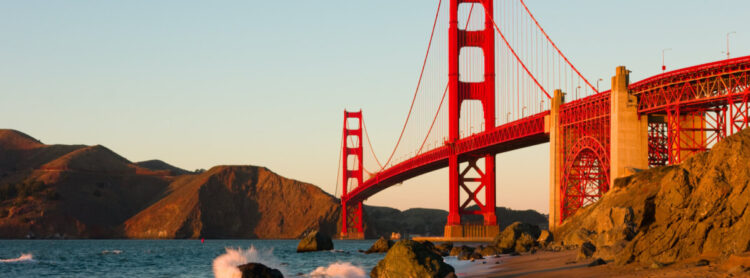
454 250 733 278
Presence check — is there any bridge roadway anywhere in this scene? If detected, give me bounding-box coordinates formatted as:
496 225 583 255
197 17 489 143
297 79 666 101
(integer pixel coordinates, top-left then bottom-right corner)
343 55 750 205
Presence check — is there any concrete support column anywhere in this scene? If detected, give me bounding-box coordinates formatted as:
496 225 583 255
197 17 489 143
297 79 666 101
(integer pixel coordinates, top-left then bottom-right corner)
610 66 649 186
547 89 564 230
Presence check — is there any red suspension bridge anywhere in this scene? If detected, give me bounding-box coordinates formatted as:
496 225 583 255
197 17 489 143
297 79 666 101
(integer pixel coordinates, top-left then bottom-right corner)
337 0 750 239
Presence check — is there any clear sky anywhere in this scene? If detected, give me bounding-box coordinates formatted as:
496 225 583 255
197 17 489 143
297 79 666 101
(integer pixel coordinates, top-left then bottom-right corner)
2 0 749 214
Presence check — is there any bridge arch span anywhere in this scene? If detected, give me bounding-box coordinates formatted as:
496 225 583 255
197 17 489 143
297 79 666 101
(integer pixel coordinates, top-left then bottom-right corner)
561 136 610 220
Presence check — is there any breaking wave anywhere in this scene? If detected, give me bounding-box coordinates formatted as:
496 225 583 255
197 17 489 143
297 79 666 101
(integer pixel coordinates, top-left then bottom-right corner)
0 253 34 263
212 246 284 278
309 262 366 278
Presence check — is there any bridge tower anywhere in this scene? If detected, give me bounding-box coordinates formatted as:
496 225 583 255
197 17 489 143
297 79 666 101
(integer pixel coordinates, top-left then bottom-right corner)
341 110 364 239
445 0 500 239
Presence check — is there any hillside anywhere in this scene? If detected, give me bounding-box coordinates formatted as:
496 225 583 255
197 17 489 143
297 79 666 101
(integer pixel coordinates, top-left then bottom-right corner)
554 128 750 265
365 205 548 237
136 160 191 176
0 129 550 239
0 130 176 238
124 165 341 239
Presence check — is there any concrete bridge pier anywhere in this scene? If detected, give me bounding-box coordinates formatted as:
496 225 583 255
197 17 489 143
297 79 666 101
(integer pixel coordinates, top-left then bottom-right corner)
609 66 649 187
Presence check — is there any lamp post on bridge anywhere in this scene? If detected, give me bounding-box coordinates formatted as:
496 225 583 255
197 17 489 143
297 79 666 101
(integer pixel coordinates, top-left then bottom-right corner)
725 31 736 59
597 78 603 92
662 48 672 72
522 106 527 118
575 86 581 99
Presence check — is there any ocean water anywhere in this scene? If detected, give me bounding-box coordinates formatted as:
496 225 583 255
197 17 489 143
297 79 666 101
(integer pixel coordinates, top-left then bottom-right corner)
0 239 383 277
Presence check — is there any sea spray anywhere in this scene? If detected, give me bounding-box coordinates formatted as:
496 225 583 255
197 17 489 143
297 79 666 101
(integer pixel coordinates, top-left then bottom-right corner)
309 262 366 278
212 246 285 278
0 253 34 263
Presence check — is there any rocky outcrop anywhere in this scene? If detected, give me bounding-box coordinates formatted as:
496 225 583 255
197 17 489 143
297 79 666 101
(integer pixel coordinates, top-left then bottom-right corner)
365 237 393 253
237 263 283 278
553 128 750 266
371 240 456 278
493 222 541 253
296 231 333 252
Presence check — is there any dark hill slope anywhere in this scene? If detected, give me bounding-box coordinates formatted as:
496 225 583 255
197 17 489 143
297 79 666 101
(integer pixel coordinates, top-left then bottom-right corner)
0 130 173 238
136 160 190 176
124 166 341 239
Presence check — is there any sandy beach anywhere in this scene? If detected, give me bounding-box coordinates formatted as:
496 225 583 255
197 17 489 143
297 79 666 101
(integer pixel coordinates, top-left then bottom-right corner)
455 250 737 278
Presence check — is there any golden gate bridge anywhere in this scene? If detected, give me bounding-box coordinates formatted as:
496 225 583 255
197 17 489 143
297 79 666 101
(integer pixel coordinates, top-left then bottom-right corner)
335 0 750 240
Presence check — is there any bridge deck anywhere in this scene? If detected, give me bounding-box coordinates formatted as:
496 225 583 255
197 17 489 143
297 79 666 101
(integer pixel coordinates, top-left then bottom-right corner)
345 112 549 203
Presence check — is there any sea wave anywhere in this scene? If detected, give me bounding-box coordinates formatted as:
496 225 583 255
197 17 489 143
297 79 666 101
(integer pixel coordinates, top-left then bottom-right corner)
309 262 366 278
101 250 123 255
0 253 34 263
212 246 285 278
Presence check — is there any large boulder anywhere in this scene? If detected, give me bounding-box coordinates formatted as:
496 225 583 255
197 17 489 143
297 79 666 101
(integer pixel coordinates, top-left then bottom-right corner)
365 237 394 254
537 230 553 248
237 263 284 278
577 241 597 261
493 222 541 253
371 240 456 278
296 231 333 253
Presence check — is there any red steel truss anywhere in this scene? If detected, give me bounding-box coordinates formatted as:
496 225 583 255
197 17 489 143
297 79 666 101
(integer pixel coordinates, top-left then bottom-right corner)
647 119 669 168
341 110 364 238
558 92 611 220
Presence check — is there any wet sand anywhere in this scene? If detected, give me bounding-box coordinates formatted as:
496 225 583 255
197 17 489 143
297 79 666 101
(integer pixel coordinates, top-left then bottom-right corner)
458 250 736 278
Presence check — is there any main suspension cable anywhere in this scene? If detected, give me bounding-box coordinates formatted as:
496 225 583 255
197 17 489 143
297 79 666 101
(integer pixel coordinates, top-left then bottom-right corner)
380 0 444 169
518 0 598 93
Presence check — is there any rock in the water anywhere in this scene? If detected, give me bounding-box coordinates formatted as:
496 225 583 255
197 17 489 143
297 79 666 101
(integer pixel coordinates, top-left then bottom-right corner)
371 240 456 278
365 237 394 254
537 230 553 248
237 263 284 278
449 245 474 256
457 251 483 261
577 241 596 261
296 231 333 253
492 222 541 253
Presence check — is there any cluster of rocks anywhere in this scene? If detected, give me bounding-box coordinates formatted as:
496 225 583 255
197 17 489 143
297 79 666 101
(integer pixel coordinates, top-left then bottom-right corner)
550 128 750 270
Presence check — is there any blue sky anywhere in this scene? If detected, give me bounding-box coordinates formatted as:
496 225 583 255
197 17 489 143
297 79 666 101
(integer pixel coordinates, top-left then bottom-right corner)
1 0 748 213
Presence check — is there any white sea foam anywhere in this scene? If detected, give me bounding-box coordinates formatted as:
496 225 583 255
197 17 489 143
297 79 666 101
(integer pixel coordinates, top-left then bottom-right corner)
0 253 34 263
212 246 284 278
101 250 122 255
309 262 366 278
